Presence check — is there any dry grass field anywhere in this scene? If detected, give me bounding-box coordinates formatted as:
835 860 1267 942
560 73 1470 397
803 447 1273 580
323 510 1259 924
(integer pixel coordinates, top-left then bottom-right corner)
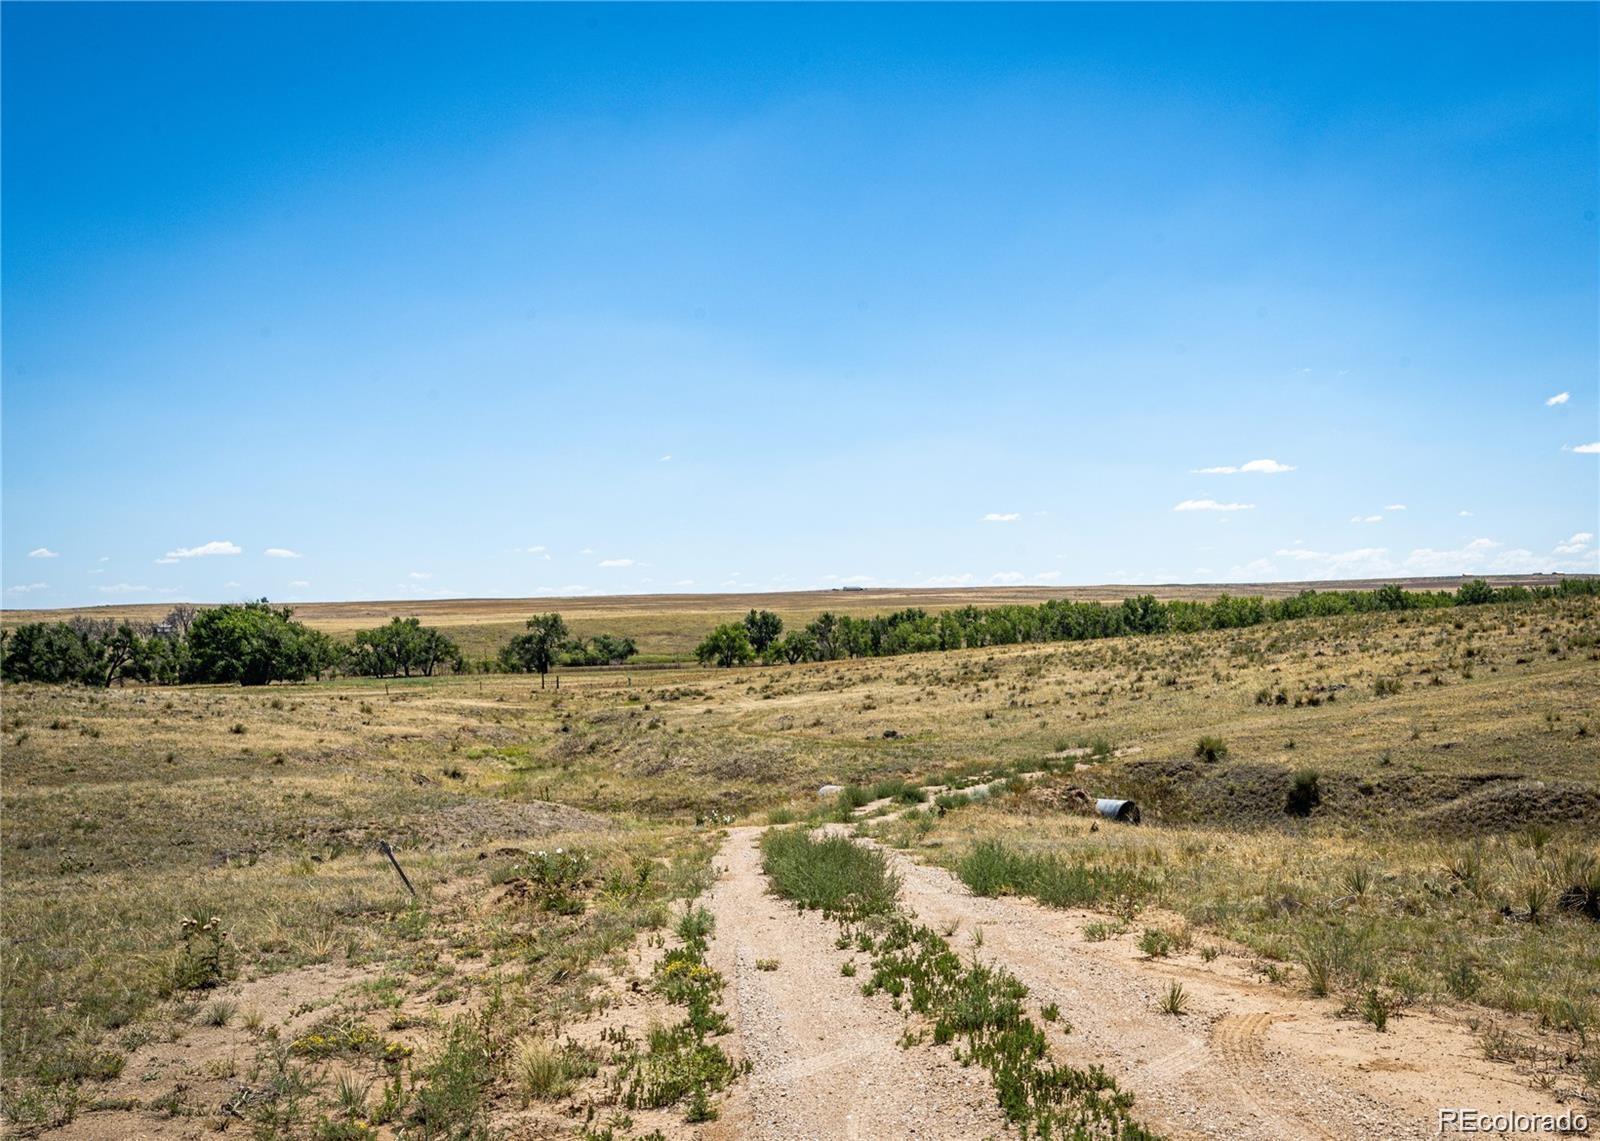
1 584 1596 1137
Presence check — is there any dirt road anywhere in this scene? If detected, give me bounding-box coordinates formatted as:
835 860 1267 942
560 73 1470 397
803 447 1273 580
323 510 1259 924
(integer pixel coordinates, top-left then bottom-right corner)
701 826 1008 1139
705 824 1580 1140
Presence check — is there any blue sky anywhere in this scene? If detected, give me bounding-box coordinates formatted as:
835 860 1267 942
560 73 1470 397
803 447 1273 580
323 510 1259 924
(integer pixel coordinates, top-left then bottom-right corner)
4 2 1596 608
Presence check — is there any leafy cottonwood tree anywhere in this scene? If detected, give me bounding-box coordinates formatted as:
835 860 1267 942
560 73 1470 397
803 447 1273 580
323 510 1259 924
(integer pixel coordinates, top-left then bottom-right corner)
694 623 754 668
742 609 784 653
499 612 569 687
185 600 325 685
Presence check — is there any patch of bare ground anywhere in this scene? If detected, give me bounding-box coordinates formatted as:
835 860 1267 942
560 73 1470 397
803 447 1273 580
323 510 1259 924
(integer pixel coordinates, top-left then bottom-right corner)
702 827 1006 1140
868 840 1577 1140
42 962 371 1140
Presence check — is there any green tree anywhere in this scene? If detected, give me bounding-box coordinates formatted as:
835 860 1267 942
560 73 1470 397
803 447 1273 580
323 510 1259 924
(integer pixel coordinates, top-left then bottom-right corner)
772 629 818 664
185 600 320 685
805 612 841 660
500 612 569 687
588 633 637 665
742 609 784 653
1 622 95 683
1373 583 1411 611
350 617 461 677
694 623 754 668
1455 578 1496 606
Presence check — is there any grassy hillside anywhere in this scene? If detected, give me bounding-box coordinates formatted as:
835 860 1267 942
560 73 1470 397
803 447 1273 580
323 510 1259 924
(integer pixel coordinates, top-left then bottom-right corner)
2 589 1596 1130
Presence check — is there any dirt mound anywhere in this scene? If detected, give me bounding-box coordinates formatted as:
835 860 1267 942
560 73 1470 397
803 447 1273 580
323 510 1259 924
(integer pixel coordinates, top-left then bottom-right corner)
1408 780 1600 832
1109 761 1597 830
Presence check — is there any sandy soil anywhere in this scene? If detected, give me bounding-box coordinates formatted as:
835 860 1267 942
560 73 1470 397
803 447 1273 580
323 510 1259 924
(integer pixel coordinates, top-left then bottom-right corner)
703 824 1584 1141
701 827 1008 1139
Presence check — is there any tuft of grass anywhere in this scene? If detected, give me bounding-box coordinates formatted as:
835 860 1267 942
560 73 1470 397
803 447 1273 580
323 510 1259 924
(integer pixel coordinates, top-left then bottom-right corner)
1159 981 1189 1016
1139 929 1174 959
1284 769 1321 817
760 829 900 920
869 778 927 805
957 840 1156 911
200 999 237 1027
511 1036 593 1103
1360 988 1394 1032
837 785 874 810
1193 735 1228 763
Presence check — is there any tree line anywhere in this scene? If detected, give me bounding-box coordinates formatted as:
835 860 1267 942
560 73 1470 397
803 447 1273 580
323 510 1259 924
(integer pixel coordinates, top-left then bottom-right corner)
691 578 1600 666
0 603 638 687
4 578 1593 685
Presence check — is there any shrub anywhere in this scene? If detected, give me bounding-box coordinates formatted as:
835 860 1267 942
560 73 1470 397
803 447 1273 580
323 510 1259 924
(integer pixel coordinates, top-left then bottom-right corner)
838 785 874 810
1194 736 1229 763
1285 770 1321 817
869 778 927 805
1139 928 1174 958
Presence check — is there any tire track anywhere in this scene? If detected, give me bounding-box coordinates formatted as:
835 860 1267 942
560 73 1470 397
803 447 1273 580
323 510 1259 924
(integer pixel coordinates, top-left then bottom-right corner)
700 827 1006 1140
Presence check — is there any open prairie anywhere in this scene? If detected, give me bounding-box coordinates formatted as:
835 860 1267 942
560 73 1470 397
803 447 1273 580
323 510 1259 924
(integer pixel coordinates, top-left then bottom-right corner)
2 585 1596 1138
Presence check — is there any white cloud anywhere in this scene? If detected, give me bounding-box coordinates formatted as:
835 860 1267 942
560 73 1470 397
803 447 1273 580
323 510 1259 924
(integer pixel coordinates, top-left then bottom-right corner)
523 545 546 553
1546 391 1570 406
659 454 672 462
1385 504 1407 512
982 512 1020 523
1554 532 1594 555
290 579 310 588
989 571 1026 585
1173 499 1254 512
1193 458 1295 475
1350 515 1383 524
98 555 109 562
6 582 48 593
1268 547 1393 577
98 583 151 594
923 573 975 587
1571 442 1600 454
225 581 241 588
547 584 595 596
88 568 103 575
823 574 874 584
598 558 635 568
164 540 241 559
264 547 301 559
1396 536 1581 576
1231 558 1277 577
1034 570 1062 581
672 579 696 587
27 547 58 559
154 557 179 564
1458 510 1473 517
408 571 432 580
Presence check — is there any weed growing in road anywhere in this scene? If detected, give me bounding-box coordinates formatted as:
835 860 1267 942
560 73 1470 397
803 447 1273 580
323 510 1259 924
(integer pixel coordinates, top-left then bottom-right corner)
761 828 900 919
762 829 1159 1140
